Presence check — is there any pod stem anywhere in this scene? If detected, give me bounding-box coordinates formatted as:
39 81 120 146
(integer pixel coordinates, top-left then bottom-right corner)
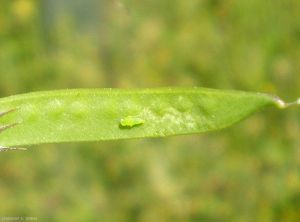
274 97 300 109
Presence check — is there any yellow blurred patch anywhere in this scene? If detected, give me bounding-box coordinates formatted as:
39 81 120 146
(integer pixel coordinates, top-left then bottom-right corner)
12 0 35 22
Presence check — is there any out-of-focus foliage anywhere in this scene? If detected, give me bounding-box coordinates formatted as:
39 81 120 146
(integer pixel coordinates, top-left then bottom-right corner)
0 0 299 221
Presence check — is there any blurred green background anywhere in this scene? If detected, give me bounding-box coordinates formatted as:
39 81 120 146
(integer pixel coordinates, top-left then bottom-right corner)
0 0 300 221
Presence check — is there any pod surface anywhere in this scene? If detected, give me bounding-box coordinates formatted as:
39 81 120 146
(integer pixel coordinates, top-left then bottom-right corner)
0 88 278 147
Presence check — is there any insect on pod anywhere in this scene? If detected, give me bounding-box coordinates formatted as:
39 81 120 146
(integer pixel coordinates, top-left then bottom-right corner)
120 116 145 128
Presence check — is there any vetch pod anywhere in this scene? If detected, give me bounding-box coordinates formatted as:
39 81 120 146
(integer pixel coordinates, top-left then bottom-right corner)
0 87 298 149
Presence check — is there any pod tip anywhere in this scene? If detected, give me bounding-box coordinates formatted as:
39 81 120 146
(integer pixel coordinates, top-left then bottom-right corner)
273 97 286 109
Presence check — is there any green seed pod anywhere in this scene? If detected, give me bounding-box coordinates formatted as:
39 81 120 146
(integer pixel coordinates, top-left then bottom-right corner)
0 87 296 147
